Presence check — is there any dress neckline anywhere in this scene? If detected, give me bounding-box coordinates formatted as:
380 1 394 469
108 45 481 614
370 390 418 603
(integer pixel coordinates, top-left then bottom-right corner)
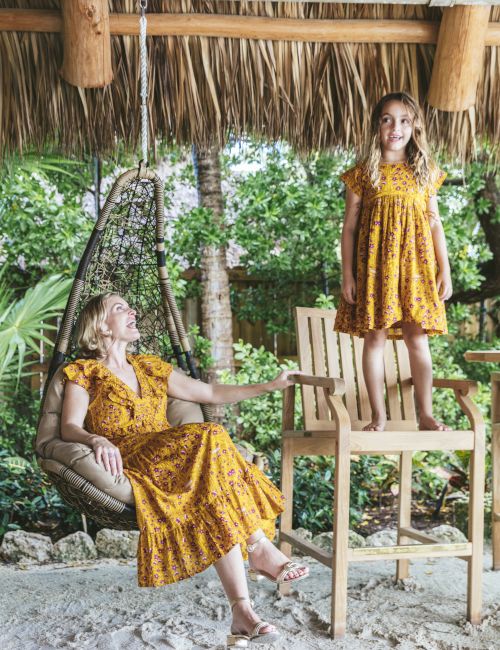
380 160 407 166
95 354 144 400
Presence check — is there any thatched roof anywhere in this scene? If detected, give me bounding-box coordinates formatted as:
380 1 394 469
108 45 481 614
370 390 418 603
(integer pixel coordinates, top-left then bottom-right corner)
1 1 499 163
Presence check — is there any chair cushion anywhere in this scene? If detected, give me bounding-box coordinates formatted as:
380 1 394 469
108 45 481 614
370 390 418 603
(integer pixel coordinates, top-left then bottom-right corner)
36 364 204 506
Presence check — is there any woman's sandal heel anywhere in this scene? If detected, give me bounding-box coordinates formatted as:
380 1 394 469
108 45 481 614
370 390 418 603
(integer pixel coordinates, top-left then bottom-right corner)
226 596 280 647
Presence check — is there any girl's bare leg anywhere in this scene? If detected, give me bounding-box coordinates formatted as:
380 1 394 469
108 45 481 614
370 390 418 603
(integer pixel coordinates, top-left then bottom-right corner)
214 544 276 635
362 329 388 431
246 528 308 580
401 322 450 430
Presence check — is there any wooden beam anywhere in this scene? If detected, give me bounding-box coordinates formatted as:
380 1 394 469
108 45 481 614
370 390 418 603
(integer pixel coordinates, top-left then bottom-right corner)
0 9 499 45
60 1 112 88
428 6 491 111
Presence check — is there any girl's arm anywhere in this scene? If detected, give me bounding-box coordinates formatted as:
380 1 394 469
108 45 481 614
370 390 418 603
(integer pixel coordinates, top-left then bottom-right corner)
427 195 453 301
167 368 303 405
61 381 123 476
340 187 362 304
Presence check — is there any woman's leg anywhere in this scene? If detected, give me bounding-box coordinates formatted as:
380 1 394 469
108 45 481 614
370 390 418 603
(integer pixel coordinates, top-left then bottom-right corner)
246 529 308 580
401 322 450 430
362 329 389 431
214 543 276 635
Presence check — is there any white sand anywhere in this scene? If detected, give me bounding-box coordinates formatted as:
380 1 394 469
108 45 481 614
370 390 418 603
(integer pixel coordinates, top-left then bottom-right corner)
1 546 498 649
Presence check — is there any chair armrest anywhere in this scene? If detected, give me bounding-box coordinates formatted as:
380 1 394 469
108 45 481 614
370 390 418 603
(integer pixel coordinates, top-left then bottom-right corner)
432 378 478 395
291 374 345 396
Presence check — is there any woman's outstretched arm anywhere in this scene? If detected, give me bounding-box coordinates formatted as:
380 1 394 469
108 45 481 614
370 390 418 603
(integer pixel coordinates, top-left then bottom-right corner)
167 368 303 405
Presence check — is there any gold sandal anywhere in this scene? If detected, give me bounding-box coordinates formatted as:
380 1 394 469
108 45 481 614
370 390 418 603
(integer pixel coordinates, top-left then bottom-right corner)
247 535 309 585
226 596 280 647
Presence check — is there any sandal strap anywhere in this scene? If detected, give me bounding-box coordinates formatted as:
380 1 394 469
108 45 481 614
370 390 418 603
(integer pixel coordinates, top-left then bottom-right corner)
276 561 302 583
251 621 271 637
229 596 254 610
246 534 267 553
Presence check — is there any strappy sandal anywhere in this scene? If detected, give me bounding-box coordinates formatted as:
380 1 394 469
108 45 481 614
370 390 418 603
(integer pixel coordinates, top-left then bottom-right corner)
247 534 309 585
226 596 280 647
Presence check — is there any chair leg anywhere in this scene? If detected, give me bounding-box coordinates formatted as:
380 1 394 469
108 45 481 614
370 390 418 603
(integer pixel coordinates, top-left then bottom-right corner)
396 451 412 581
467 442 485 625
279 438 294 596
491 375 500 570
331 445 350 639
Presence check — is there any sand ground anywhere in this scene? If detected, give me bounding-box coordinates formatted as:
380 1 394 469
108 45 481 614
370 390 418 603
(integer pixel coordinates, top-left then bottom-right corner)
1 545 498 650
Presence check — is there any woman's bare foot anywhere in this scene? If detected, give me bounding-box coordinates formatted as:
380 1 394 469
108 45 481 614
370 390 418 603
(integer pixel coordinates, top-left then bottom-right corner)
247 536 308 582
231 599 276 637
418 415 451 431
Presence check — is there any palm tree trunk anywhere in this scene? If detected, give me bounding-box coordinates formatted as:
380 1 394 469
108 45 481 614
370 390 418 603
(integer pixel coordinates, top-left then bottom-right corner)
193 145 234 387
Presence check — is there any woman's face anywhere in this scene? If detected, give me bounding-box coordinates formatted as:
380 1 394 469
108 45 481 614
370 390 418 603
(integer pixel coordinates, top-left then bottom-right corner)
103 294 140 344
378 99 413 156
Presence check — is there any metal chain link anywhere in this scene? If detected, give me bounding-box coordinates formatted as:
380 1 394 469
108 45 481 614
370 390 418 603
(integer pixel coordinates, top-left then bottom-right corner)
139 0 148 164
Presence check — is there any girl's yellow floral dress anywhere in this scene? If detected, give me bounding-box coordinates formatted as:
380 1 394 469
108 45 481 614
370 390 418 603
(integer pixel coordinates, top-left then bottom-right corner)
63 354 284 587
334 161 448 339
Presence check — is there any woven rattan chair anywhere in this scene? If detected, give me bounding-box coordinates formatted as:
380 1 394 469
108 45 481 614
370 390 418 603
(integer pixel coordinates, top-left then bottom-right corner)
35 165 259 530
278 306 485 638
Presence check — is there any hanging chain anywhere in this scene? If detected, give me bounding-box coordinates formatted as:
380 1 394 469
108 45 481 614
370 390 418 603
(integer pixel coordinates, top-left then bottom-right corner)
139 0 149 164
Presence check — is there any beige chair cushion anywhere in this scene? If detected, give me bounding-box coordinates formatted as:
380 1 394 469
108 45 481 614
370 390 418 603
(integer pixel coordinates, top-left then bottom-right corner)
36 364 204 505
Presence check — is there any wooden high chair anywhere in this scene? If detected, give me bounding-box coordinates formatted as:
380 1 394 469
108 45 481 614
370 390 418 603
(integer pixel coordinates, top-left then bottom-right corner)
279 307 485 638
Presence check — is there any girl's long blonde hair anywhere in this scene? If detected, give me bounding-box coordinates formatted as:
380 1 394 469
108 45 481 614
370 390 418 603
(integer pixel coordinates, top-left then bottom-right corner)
75 292 116 359
362 91 437 190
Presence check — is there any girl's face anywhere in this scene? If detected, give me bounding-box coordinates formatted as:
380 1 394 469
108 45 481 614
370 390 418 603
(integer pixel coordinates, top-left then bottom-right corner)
378 100 413 157
103 295 140 343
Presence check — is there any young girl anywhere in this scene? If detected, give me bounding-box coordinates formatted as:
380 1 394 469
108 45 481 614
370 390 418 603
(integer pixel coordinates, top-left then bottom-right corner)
334 91 452 432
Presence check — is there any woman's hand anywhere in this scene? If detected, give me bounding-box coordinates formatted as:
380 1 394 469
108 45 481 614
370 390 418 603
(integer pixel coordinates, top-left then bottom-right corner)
268 369 305 392
341 275 357 305
436 270 453 301
91 437 123 477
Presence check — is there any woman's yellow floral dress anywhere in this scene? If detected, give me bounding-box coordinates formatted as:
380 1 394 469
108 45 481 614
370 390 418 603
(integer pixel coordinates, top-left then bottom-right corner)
63 354 284 587
334 161 448 339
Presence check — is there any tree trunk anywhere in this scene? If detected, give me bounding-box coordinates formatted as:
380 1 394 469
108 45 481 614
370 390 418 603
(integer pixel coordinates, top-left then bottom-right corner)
193 145 234 388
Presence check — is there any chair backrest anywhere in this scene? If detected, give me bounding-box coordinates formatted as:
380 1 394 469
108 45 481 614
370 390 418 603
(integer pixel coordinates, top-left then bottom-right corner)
295 307 416 431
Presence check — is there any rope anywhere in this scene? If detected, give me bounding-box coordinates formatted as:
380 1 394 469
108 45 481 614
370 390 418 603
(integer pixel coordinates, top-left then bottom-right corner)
139 0 148 164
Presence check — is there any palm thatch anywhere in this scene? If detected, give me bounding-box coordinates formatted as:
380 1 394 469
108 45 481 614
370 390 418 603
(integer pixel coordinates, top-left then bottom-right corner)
0 1 499 163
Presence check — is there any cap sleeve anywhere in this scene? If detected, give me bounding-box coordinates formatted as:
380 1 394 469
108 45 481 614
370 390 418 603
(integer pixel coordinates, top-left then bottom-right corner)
340 164 365 197
427 167 447 198
137 355 173 383
63 359 96 393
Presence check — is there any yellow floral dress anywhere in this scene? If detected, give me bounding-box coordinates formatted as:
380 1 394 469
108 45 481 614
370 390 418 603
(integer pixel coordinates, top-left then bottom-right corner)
63 354 284 587
334 161 448 339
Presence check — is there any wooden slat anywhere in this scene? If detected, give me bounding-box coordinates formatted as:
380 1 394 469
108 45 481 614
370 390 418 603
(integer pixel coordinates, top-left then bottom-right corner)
338 333 359 421
295 309 316 430
395 339 416 421
279 531 332 566
384 341 402 420
353 337 371 420
310 316 329 420
324 320 341 379
349 430 474 453
349 542 472 562
281 437 337 456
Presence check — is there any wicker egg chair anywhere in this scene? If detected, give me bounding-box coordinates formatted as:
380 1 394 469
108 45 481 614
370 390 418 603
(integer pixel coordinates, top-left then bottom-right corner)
35 165 259 530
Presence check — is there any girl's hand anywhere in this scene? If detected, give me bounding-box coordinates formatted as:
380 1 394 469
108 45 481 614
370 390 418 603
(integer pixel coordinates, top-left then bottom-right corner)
341 275 357 305
270 370 305 392
436 270 453 301
91 437 123 477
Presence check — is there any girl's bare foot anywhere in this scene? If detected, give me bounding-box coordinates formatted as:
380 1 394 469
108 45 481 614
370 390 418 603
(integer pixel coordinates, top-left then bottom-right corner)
247 536 308 582
419 415 451 431
362 416 386 431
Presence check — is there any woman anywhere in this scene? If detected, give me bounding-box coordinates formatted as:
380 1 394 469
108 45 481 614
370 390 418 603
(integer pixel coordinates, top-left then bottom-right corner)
61 292 309 647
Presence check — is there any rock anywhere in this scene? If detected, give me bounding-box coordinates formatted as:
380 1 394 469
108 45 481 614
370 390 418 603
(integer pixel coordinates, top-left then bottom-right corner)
312 530 366 551
290 527 312 555
427 524 468 544
95 529 140 559
53 532 97 562
453 492 492 539
365 529 398 547
0 530 53 564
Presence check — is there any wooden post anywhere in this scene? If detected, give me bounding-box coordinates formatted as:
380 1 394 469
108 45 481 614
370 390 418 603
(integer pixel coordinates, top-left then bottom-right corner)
60 0 112 88
427 6 491 112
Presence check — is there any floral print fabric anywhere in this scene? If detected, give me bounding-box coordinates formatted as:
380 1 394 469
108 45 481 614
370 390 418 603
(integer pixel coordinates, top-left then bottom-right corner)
63 354 284 587
334 162 448 339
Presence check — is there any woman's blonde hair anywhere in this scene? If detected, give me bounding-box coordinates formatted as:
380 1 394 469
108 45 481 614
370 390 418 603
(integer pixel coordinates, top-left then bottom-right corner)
362 91 437 190
75 292 117 359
